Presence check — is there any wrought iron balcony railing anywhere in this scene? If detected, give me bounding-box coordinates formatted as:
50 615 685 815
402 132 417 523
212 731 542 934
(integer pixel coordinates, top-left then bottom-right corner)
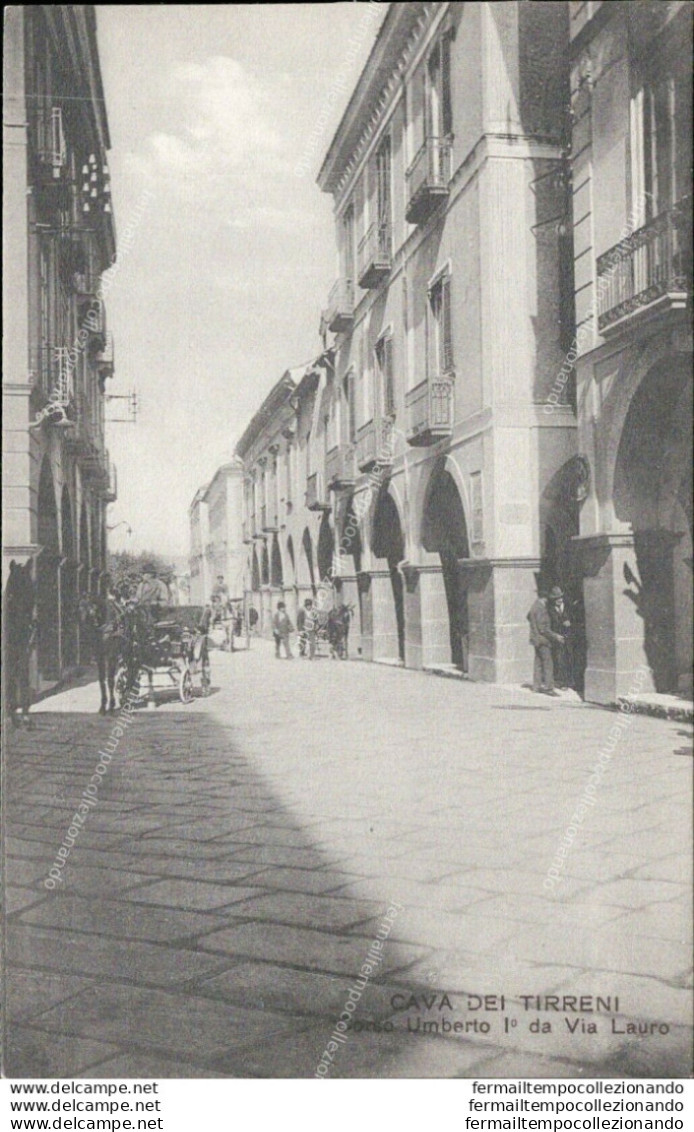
322 278 355 334
357 222 392 289
405 137 452 226
597 198 691 334
405 377 454 446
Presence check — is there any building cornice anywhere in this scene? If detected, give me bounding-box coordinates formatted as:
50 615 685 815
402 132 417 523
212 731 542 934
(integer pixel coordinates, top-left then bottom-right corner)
317 2 440 198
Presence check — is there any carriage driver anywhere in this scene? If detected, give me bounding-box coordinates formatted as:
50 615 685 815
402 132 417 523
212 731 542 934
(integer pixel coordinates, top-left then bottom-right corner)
135 569 169 608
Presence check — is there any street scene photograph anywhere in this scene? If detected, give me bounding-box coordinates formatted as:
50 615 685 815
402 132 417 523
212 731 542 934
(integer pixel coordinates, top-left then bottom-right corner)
2 0 693 1090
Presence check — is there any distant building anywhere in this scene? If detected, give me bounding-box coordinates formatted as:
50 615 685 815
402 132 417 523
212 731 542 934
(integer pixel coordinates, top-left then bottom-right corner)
3 6 117 688
188 460 245 606
568 0 692 701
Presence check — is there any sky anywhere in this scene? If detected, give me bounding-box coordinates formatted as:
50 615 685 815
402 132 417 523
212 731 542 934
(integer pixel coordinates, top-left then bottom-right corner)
97 3 387 557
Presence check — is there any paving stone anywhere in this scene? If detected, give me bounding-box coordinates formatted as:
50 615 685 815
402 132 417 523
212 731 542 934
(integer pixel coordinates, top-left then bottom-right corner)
5 971 96 1023
227 891 383 931
200 921 428 977
32 983 295 1060
17 893 230 944
121 879 266 911
4 1025 121 1078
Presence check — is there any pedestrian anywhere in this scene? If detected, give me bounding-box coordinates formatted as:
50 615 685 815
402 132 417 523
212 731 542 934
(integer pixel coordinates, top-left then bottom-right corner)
548 586 572 689
3 560 36 729
272 602 293 659
527 590 564 696
248 605 259 635
298 598 318 659
211 574 229 602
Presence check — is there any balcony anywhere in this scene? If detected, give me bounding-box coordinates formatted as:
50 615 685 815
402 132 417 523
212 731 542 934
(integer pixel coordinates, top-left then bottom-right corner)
357 222 392 289
405 377 454 446
94 332 115 379
322 278 355 334
103 456 117 503
306 472 331 511
597 199 691 335
405 137 452 226
356 419 396 472
326 446 357 491
76 293 107 352
261 503 279 532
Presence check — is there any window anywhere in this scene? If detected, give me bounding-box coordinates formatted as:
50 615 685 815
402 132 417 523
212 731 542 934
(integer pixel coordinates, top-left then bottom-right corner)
470 472 483 546
374 136 392 253
375 334 395 418
630 65 692 225
427 272 454 378
342 204 355 283
427 33 453 140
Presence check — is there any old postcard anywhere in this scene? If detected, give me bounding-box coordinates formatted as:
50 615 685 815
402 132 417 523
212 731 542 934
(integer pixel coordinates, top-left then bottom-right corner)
2 1 692 1091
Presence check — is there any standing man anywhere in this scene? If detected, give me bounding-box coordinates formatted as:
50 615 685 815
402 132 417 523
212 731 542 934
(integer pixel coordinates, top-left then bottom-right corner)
272 602 293 659
135 569 169 608
527 590 564 696
303 598 318 661
548 586 572 689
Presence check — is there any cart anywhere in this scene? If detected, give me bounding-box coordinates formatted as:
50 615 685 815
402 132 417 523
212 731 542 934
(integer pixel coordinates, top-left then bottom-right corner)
116 605 210 707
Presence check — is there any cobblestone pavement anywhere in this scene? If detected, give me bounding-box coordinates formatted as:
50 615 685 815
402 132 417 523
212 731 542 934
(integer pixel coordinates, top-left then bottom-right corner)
4 642 692 1078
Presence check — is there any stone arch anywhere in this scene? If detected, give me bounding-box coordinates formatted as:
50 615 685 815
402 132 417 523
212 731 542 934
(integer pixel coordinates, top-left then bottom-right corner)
371 484 406 661
286 535 296 585
270 534 283 587
251 545 260 591
302 527 316 594
37 458 60 680
421 460 471 670
612 355 692 692
338 495 363 575
317 513 334 584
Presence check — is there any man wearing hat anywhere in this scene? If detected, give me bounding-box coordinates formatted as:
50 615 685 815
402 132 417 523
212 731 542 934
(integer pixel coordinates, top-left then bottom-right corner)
527 589 565 695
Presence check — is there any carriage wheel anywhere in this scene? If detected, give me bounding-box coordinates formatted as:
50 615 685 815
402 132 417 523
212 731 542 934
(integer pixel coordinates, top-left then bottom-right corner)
179 668 194 704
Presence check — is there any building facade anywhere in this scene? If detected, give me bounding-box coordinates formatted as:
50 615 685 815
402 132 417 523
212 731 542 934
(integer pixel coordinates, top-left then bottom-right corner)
188 460 245 606
310 0 577 679
568 0 692 702
3 6 117 689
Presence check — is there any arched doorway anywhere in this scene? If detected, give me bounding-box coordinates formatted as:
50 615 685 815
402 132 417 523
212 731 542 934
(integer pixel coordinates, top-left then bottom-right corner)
422 466 470 671
260 541 269 586
540 457 584 693
302 528 316 595
371 487 405 662
37 460 60 680
286 536 296 582
270 535 283 587
613 357 692 693
60 486 78 669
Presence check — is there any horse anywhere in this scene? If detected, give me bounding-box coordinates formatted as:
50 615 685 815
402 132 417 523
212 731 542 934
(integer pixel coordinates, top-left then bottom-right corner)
78 593 129 713
3 560 36 728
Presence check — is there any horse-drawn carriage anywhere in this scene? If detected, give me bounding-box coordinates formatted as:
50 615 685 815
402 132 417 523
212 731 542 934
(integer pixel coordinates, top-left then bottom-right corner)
116 605 211 706
80 596 211 711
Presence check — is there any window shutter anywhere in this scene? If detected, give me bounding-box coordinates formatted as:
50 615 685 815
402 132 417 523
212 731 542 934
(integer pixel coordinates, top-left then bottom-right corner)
441 276 453 374
442 34 453 136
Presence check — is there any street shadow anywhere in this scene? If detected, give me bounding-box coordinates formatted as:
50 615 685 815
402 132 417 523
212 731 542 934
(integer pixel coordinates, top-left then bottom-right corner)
5 706 692 1079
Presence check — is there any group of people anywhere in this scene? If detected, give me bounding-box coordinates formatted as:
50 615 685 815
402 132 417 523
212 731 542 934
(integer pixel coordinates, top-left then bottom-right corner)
271 598 352 661
527 586 579 696
199 575 244 649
